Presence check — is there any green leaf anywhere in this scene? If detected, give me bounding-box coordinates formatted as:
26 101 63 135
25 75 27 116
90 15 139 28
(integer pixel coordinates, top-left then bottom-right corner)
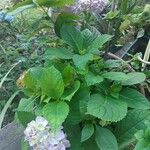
60 26 83 53
103 72 128 81
73 53 93 74
134 129 150 150
39 66 64 99
87 94 127 122
36 0 75 7
17 111 36 126
63 64 75 85
85 72 103 86
64 124 82 150
43 101 69 132
83 137 99 150
134 127 150 150
87 34 112 53
44 48 74 60
23 67 43 95
55 12 78 37
23 69 37 91
104 60 124 68
17 98 34 112
82 28 99 49
134 139 150 150
115 110 150 147
120 88 150 110
95 126 118 150
81 124 94 142
62 81 80 101
9 0 33 12
66 86 90 125
122 72 146 85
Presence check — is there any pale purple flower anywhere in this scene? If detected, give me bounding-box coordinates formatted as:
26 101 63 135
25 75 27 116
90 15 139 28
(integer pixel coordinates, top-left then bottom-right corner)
24 116 70 150
70 0 109 14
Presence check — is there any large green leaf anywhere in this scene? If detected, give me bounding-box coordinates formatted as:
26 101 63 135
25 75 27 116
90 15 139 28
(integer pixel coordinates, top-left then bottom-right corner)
55 13 78 37
122 72 146 85
73 53 93 74
103 72 128 81
85 72 103 86
120 88 150 110
39 66 64 99
62 81 80 101
43 101 69 132
87 34 112 53
87 94 127 122
60 26 83 53
95 126 118 150
44 48 74 60
81 124 94 142
115 110 150 148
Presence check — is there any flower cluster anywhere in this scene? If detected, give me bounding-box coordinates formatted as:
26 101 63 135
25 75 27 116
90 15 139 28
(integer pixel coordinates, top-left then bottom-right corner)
24 116 70 150
0 11 14 23
70 0 108 14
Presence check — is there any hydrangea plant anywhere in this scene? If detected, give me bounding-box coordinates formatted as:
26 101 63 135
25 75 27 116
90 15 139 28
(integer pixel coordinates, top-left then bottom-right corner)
9 0 150 150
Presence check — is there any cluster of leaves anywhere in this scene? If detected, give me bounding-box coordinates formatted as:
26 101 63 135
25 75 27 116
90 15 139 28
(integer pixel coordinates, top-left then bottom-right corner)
14 7 150 150
93 0 150 46
1 0 149 149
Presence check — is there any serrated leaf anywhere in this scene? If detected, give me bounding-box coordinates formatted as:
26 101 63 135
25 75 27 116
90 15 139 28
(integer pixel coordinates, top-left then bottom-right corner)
85 72 103 86
43 101 69 132
60 26 83 53
44 48 74 60
55 12 78 37
87 34 112 53
62 81 80 101
39 66 64 99
122 72 146 85
73 53 93 74
96 126 118 150
120 88 150 110
81 124 94 142
115 110 150 147
82 28 99 49
103 72 128 81
87 94 127 122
